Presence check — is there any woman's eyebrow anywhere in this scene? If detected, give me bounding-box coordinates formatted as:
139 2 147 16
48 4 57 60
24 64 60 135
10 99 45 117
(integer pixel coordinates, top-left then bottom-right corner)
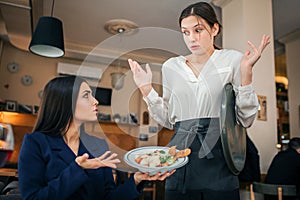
181 23 204 29
82 90 91 94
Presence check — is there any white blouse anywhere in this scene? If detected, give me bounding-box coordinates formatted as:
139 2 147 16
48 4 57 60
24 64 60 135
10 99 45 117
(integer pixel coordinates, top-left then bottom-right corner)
143 49 259 129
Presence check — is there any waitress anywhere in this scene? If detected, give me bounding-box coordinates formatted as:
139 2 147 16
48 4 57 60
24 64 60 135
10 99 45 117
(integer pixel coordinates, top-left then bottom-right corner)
128 2 270 200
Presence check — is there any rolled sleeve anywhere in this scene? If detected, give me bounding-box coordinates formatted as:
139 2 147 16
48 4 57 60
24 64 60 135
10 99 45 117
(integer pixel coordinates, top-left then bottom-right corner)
235 84 259 127
143 88 160 106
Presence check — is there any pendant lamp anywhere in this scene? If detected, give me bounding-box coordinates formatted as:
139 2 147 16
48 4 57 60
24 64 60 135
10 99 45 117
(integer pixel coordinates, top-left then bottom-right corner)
29 0 64 58
111 72 126 90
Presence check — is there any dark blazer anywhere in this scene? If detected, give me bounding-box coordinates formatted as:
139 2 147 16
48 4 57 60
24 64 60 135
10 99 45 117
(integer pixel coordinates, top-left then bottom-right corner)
18 131 142 200
265 148 300 189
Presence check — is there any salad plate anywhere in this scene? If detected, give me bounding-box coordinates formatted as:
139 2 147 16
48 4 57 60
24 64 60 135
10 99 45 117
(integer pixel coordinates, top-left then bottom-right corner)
124 146 189 176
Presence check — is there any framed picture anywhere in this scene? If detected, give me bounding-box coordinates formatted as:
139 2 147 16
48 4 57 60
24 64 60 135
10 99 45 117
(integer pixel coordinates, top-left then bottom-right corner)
18 104 33 114
32 105 39 115
257 95 267 121
5 100 18 112
0 101 5 111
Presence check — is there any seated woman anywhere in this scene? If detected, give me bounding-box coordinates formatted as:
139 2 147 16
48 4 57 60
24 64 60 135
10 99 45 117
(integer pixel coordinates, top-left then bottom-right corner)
18 76 173 200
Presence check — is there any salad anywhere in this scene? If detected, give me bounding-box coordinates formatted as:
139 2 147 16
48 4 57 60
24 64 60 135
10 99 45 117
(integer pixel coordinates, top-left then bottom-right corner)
135 146 191 167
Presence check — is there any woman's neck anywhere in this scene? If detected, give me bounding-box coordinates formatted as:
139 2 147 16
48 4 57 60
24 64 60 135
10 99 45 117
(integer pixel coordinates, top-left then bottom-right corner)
185 48 215 77
63 123 80 148
63 126 80 156
187 48 215 65
64 131 80 143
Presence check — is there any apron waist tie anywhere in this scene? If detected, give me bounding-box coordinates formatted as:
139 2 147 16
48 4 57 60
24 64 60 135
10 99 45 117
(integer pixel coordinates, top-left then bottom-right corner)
196 124 214 159
174 118 219 160
197 132 214 159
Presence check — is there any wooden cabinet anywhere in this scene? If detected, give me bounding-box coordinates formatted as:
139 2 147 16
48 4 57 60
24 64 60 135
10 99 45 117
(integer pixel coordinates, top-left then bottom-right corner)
0 112 175 166
85 121 139 151
0 111 37 165
85 122 175 151
158 127 174 146
276 88 290 146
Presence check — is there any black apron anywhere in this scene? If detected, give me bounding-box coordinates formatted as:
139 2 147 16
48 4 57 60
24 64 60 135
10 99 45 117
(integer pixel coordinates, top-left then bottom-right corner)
165 118 239 192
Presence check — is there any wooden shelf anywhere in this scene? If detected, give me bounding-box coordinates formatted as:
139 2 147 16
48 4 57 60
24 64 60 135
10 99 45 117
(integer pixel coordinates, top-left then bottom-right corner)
0 168 18 177
276 91 287 97
0 111 37 127
276 88 290 147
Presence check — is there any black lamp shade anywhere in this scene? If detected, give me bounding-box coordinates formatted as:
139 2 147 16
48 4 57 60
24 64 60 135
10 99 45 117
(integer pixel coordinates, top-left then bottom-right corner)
29 16 65 58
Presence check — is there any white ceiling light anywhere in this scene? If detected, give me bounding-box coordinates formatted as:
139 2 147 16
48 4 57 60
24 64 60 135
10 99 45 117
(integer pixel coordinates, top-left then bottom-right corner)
104 19 138 35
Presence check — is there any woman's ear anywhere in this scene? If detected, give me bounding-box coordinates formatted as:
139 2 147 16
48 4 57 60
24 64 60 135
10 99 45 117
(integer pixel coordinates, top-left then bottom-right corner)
212 23 219 36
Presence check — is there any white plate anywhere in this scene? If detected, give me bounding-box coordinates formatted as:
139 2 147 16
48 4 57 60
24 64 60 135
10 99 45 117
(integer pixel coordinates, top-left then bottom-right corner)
124 146 189 176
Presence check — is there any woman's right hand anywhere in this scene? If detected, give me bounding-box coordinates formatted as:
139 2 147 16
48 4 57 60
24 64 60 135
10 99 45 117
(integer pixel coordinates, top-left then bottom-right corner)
128 59 153 97
75 151 120 169
133 170 176 185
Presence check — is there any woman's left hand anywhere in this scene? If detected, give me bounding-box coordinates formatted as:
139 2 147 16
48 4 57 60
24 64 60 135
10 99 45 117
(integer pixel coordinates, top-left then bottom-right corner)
76 151 121 169
240 34 270 86
133 170 176 185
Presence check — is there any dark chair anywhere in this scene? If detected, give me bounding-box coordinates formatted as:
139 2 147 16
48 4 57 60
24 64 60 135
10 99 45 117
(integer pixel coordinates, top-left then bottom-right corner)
0 180 21 200
143 181 156 200
113 170 156 200
250 182 298 200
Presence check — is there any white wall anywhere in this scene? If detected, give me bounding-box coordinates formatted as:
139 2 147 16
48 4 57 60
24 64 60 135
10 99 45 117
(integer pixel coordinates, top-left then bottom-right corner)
221 0 278 173
0 42 59 105
0 41 141 119
285 37 300 138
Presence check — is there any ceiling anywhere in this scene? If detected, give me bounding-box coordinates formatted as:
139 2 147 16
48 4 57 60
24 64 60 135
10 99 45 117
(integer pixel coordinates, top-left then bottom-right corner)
0 0 299 67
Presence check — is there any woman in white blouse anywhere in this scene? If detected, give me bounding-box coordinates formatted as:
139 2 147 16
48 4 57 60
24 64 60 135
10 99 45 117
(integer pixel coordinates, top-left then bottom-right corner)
128 2 270 200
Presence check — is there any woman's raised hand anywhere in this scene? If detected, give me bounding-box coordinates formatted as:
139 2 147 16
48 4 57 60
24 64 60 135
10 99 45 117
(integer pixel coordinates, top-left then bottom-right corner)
241 34 270 67
75 151 121 169
128 59 153 97
240 34 271 86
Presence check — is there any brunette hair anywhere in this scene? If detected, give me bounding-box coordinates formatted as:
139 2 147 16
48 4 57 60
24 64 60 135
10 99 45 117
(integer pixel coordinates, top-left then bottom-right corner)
179 2 222 49
33 76 87 136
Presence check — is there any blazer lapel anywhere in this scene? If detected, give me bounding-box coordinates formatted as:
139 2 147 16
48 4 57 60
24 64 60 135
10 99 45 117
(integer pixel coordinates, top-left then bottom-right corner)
47 135 76 165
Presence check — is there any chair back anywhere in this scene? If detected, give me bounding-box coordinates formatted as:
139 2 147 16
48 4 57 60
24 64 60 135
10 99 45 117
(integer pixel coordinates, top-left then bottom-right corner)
250 182 298 200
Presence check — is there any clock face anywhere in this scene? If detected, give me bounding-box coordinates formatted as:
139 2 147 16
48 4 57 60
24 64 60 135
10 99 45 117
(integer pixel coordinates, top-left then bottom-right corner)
7 62 19 73
21 75 33 86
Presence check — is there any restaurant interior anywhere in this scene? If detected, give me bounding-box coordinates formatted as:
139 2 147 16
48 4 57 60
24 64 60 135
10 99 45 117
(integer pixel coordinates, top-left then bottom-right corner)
0 0 299 199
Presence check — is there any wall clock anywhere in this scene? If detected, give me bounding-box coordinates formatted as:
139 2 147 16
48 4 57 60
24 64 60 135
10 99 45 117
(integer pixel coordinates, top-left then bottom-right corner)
7 62 19 73
21 75 33 86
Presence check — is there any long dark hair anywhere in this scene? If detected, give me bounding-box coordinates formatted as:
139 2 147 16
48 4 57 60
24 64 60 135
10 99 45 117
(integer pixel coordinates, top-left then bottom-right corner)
179 2 222 49
33 76 87 136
